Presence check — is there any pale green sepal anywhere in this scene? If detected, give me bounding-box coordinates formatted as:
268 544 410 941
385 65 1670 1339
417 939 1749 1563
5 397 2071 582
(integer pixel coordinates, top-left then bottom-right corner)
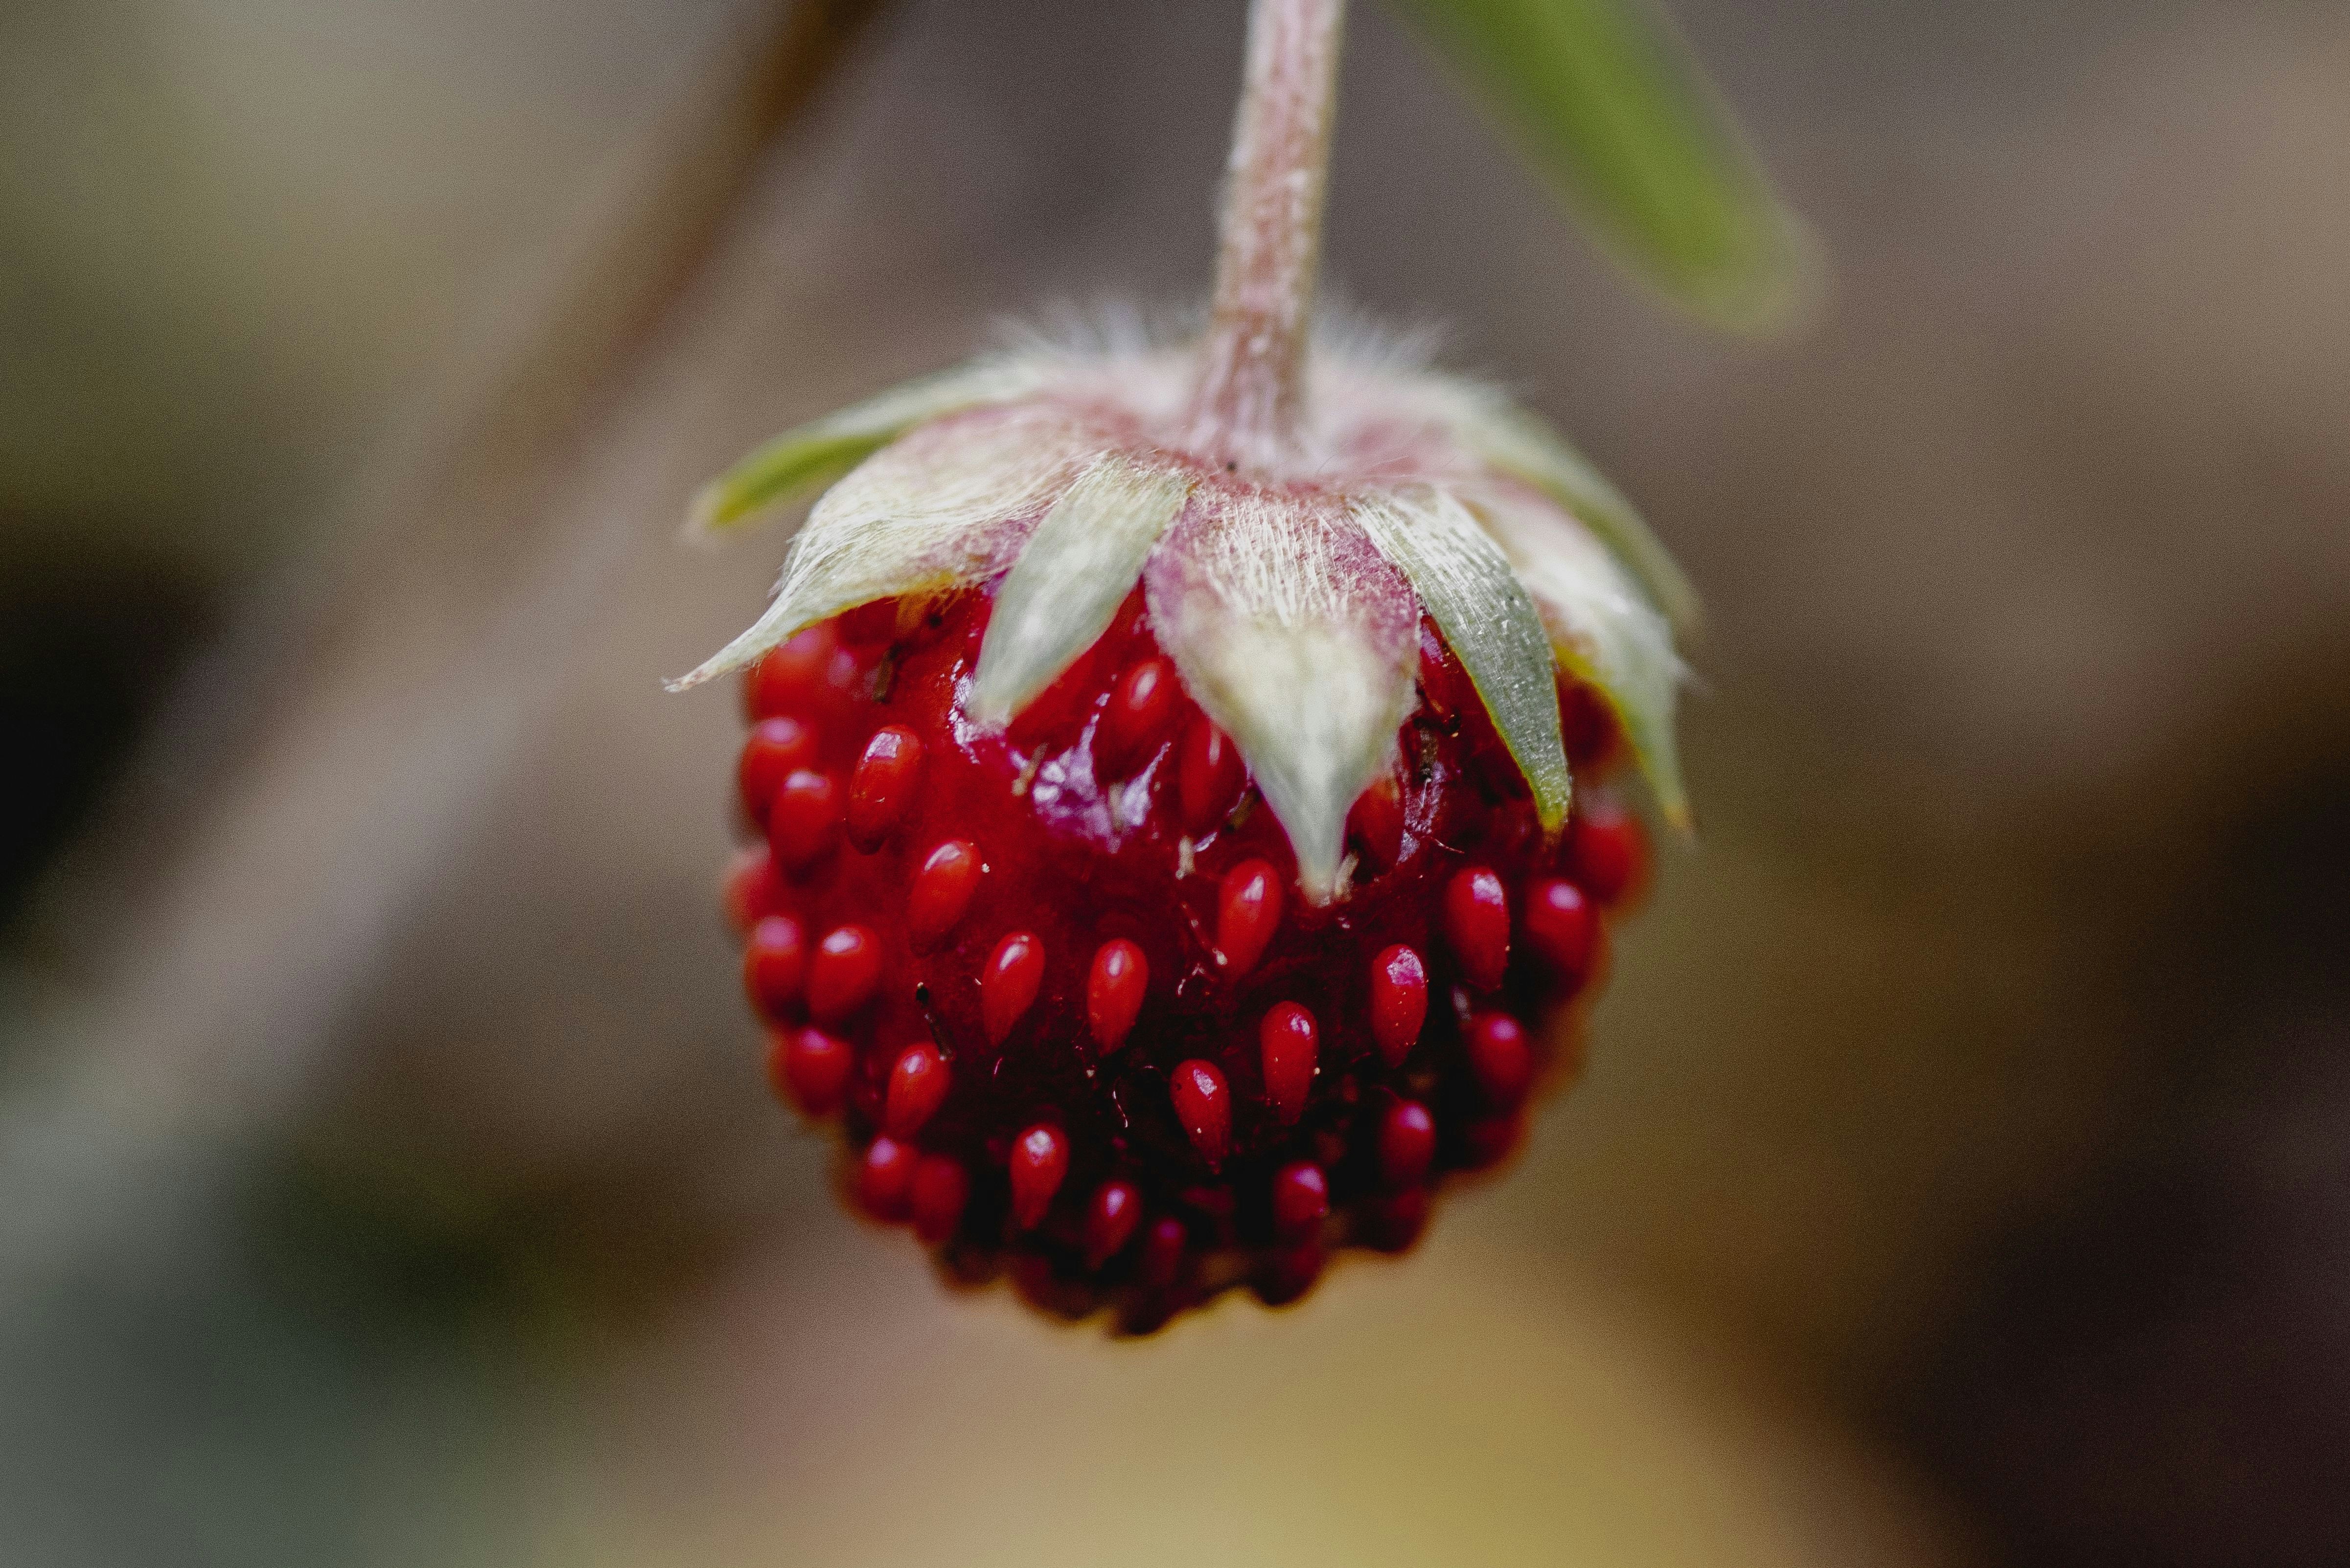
1438 380 1700 636
1354 487 1571 833
1472 490 1689 831
1145 492 1420 905
668 403 1106 691
687 356 1054 536
969 454 1195 727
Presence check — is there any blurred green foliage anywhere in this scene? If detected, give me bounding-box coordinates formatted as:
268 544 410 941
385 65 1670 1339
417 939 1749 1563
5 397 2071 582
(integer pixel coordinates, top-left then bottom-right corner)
1390 0 1814 333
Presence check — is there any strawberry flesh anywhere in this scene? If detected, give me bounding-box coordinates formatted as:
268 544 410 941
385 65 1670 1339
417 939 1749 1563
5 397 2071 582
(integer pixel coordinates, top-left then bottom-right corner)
733 584 1638 1330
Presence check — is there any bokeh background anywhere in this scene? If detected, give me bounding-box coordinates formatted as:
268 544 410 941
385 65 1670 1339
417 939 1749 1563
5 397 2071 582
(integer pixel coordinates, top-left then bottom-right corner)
5 0 2349 1563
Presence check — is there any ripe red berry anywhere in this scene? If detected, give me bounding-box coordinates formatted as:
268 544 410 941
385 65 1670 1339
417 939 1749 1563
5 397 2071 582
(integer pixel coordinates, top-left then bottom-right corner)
1378 1099 1436 1188
1442 865 1511 990
836 599 899 647
1085 1180 1143 1267
1522 875 1596 980
885 1042 950 1137
1258 1001 1318 1124
1569 797 1648 906
1368 944 1428 1067
1559 679 1620 768
769 769 841 868
1216 858 1284 977
1270 1161 1329 1237
1086 939 1148 1053
1461 1114 1522 1171
1097 658 1179 776
747 624 837 720
807 924 881 1023
1464 1011 1533 1107
712 595 1650 1330
1365 1188 1428 1253
742 914 807 1021
1138 1216 1187 1291
682 0 1702 1330
1347 773 1405 871
739 716 819 824
1009 1124 1070 1229
981 931 1046 1044
721 843 781 933
907 839 982 951
846 725 923 850
1171 1059 1230 1167
859 1135 915 1219
1258 1239 1326 1305
768 1025 851 1116
910 1154 969 1244
1177 716 1245 832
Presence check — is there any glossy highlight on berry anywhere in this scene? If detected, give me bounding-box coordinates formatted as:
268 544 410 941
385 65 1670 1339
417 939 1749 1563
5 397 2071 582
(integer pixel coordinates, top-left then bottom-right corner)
807 924 881 1023
1522 876 1596 979
739 716 818 824
1569 797 1649 906
1465 1012 1533 1107
982 931 1046 1045
859 1136 915 1219
1215 859 1284 978
771 1026 851 1117
1177 716 1246 833
906 839 982 951
742 914 806 1021
1086 939 1148 1054
1379 1100 1437 1188
1172 1059 1231 1168
1271 1161 1330 1237
770 768 841 868
1097 658 1178 776
1442 865 1512 991
1258 1002 1318 1125
1368 944 1428 1067
1086 1180 1143 1267
1009 1124 1070 1229
846 724 923 850
885 1042 950 1137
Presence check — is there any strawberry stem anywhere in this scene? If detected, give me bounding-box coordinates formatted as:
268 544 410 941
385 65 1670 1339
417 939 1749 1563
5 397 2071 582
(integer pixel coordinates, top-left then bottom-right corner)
1187 0 1346 473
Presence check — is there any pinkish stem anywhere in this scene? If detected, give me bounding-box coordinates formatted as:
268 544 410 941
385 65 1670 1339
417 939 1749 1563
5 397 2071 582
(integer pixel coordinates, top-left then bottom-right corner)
1186 0 1347 474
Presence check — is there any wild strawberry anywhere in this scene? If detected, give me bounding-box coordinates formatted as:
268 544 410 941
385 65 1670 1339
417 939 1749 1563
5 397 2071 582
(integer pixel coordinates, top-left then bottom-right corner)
668 0 1696 1330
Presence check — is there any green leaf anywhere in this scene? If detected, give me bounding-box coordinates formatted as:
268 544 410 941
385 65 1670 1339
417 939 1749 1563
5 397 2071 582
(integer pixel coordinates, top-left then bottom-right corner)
1387 0 1815 334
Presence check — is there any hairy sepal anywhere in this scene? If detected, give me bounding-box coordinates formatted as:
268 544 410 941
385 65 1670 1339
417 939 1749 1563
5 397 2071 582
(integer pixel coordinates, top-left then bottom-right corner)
1427 379 1700 636
670 403 1110 690
687 356 1055 537
1354 487 1571 833
1146 486 1419 904
1470 484 1688 829
969 454 1196 727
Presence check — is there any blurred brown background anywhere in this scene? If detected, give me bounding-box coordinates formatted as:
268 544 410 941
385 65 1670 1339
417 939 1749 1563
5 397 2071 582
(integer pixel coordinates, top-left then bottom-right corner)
4 0 2348 1564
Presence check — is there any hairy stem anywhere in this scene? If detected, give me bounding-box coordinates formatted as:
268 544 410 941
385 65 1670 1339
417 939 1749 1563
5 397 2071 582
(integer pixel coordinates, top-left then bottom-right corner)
1187 0 1347 473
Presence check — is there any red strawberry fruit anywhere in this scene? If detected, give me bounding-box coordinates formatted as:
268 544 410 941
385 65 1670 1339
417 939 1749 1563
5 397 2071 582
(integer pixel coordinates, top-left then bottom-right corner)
672 0 1696 1330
